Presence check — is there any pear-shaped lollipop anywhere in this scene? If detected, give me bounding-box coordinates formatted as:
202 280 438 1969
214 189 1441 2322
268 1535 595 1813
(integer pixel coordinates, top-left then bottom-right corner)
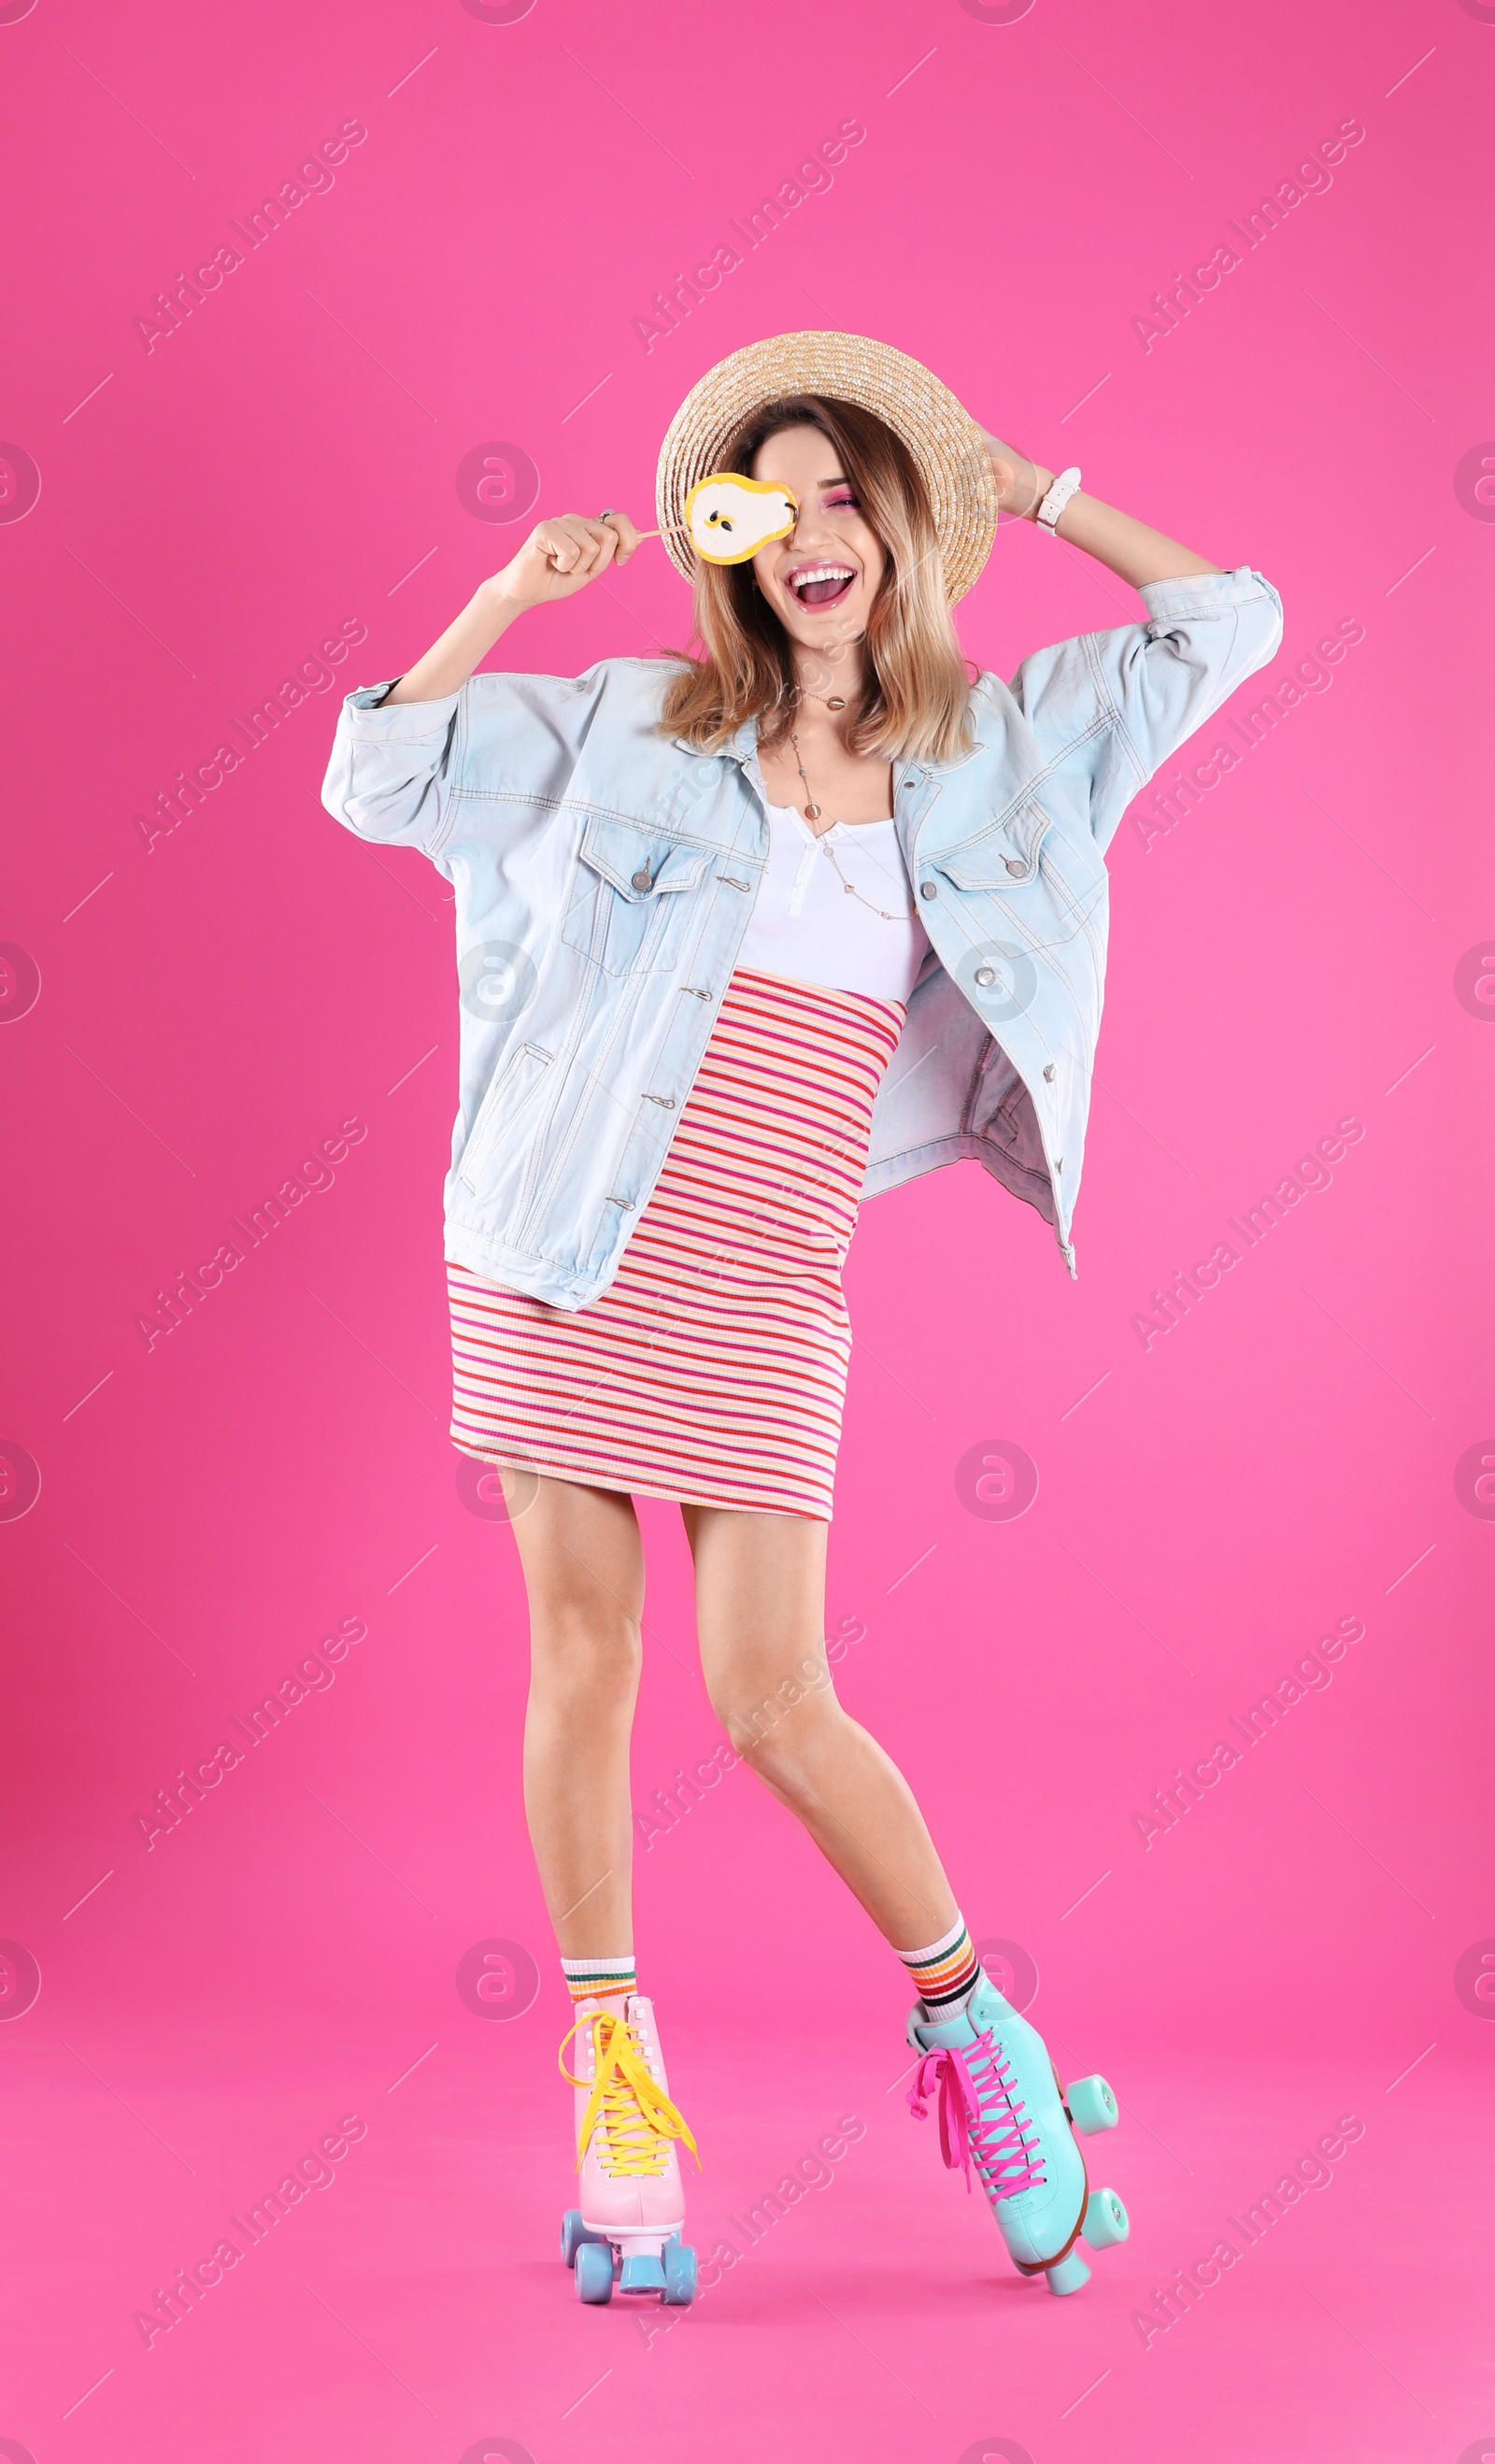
680 475 798 562
634 474 798 563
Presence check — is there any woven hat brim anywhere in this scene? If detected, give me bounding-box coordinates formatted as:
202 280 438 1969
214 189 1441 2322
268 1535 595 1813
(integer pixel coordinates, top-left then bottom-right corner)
655 331 998 605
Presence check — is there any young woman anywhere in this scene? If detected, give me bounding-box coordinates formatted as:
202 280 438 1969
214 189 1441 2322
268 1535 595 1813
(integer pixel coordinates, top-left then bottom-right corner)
322 332 1283 2309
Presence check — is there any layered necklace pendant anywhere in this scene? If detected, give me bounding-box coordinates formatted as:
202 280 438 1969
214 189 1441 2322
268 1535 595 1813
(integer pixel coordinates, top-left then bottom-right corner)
787 701 914 925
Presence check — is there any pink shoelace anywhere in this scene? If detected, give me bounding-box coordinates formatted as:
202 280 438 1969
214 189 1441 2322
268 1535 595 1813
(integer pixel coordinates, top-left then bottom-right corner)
907 2028 1045 2201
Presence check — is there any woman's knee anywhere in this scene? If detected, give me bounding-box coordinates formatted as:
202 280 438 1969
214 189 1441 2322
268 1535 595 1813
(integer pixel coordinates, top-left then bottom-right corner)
530 1600 642 1719
709 1657 839 1787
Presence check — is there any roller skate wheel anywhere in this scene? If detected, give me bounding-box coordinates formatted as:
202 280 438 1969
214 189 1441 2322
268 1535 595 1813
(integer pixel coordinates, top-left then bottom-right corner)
561 2209 611 2267
1045 2249 1092 2297
575 2241 615 2303
662 2240 698 2305
1082 2187 1130 2249
619 2252 667 2295
1066 2074 1118 2134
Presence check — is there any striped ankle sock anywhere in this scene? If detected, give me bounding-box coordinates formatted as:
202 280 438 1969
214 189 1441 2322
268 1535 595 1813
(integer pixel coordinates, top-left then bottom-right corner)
897 1916 981 2015
562 1953 636 2006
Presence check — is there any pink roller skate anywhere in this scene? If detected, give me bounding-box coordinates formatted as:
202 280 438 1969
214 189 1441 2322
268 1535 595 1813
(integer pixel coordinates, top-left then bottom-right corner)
906 1974 1130 2296
558 1995 700 2305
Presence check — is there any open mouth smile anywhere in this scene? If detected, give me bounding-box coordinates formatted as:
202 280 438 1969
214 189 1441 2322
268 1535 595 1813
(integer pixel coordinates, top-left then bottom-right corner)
786 563 858 611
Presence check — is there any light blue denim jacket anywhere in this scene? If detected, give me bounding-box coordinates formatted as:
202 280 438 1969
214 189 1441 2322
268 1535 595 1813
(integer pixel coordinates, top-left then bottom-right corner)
320 565 1282 1306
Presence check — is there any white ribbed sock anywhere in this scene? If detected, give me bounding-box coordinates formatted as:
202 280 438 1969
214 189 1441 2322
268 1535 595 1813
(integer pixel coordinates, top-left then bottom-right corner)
562 1953 636 2007
896 1914 983 2018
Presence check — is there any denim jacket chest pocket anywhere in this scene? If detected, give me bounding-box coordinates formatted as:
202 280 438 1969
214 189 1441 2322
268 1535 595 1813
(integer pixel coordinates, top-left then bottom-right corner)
560 811 715 976
929 799 1101 954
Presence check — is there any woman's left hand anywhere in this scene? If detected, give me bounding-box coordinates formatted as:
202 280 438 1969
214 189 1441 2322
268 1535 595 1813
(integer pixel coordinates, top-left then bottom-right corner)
976 429 1056 521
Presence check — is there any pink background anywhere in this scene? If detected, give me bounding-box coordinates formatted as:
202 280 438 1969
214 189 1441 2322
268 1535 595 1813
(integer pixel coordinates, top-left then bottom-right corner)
2 0 1492 2457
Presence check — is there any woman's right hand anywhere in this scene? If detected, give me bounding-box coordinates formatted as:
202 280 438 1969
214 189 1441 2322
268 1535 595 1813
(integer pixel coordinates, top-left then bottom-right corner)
381 511 642 705
491 512 642 609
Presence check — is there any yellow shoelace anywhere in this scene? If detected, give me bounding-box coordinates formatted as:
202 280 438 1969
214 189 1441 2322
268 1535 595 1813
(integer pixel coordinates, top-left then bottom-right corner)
559 2009 701 2179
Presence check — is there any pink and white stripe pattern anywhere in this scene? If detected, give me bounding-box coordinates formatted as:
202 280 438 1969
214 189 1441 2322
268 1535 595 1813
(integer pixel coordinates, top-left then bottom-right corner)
447 965 906 1520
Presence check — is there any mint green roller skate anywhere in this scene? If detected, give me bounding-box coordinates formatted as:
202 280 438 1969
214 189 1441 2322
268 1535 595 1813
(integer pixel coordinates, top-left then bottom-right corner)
906 1973 1129 2296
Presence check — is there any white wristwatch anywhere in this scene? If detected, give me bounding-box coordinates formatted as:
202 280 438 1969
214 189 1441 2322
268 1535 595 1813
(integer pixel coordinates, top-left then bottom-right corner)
1035 465 1081 534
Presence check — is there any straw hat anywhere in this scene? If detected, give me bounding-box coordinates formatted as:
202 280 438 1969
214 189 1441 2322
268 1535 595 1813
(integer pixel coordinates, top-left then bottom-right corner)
655 330 1000 605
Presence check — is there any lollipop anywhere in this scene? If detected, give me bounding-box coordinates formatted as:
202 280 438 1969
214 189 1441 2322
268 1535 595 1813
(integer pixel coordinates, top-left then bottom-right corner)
679 475 798 562
631 474 798 563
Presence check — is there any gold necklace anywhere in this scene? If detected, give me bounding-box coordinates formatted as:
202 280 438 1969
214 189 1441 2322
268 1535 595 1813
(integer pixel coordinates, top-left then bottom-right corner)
786 716 915 925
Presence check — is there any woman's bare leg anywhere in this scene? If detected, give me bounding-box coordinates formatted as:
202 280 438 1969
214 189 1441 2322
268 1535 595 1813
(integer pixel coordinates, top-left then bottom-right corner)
501 1471 644 1957
680 1502 960 1951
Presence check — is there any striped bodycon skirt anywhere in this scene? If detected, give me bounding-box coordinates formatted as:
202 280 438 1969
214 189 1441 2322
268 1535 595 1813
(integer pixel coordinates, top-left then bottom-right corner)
447 966 906 1520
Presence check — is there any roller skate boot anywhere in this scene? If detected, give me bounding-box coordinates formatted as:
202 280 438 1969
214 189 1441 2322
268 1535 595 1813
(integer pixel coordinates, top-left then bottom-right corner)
558 1995 700 2306
906 1973 1129 2296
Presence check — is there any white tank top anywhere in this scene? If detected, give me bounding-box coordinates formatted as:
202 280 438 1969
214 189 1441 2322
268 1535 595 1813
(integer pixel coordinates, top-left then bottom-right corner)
736 801 932 1003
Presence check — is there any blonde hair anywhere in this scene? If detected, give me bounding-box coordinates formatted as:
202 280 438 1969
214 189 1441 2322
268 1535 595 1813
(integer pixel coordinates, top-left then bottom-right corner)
657 394 978 764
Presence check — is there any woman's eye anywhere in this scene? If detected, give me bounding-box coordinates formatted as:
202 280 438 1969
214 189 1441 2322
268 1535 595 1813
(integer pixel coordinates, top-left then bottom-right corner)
824 492 859 513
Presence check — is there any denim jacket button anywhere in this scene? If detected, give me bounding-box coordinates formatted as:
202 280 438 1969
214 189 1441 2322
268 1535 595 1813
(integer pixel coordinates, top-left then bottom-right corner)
918 879 937 900
1044 1063 1056 1080
975 965 995 986
631 867 651 891
1004 856 1026 876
